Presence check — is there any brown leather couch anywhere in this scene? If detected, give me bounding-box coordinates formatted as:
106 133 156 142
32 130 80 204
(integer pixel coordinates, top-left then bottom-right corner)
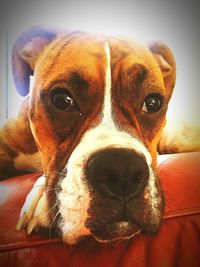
0 152 200 267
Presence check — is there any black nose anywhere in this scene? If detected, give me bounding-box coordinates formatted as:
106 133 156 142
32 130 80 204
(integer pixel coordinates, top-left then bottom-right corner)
86 148 149 200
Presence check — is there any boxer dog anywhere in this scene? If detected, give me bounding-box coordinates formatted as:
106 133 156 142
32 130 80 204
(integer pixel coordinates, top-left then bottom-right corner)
0 26 177 244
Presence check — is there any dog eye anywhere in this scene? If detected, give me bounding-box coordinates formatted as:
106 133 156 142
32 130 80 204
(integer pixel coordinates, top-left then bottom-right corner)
142 93 163 113
51 89 77 112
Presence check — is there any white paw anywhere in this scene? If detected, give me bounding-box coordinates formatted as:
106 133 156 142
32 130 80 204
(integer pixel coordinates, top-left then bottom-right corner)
16 175 51 234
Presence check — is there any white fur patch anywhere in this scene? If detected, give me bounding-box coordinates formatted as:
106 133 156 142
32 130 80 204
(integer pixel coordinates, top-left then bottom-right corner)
147 168 161 222
58 161 91 244
58 42 160 243
102 42 113 126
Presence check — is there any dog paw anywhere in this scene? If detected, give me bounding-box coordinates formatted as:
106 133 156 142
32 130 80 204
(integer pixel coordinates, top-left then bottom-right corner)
16 175 50 234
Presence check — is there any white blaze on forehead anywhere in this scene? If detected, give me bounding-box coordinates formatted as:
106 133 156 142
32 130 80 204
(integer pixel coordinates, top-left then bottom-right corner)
58 42 160 243
102 42 114 127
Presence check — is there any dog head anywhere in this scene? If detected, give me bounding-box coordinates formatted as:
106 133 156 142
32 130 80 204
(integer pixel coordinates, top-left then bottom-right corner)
12 26 176 244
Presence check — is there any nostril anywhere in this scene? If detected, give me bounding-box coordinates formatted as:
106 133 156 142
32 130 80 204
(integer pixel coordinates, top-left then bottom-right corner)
86 148 149 199
127 176 147 198
130 170 143 184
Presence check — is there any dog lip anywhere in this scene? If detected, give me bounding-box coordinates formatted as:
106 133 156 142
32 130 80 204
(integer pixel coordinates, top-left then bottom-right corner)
92 221 140 243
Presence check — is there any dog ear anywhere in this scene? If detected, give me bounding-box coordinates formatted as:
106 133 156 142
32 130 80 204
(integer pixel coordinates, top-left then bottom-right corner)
12 26 58 96
148 41 176 99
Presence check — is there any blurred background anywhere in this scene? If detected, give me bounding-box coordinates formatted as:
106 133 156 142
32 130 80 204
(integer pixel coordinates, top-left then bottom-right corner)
0 0 199 126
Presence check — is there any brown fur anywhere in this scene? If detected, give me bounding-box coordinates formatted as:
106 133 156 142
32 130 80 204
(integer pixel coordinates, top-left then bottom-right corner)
0 99 38 178
0 27 199 243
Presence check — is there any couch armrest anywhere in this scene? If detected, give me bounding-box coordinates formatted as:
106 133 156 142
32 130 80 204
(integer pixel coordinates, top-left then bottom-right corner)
0 153 200 267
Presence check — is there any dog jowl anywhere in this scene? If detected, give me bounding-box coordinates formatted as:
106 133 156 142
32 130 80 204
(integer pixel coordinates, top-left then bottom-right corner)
0 27 176 244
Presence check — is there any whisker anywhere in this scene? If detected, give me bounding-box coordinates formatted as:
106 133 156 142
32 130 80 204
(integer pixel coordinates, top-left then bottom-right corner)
30 172 66 190
45 171 67 177
40 200 59 223
150 65 160 70
48 209 60 240
24 170 67 183
24 172 43 179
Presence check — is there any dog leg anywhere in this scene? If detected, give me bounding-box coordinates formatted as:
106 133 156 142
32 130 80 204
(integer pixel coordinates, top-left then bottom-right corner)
0 98 41 179
16 175 50 233
158 121 200 154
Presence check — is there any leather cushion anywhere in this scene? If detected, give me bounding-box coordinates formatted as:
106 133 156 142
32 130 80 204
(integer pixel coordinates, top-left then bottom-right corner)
0 153 200 266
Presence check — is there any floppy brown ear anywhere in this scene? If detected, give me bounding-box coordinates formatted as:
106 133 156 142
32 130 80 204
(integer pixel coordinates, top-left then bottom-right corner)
148 41 176 99
12 26 58 96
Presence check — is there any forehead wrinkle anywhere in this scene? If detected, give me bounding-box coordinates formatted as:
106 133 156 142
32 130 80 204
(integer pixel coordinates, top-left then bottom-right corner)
128 64 149 92
36 48 106 95
36 32 87 90
41 72 89 94
119 63 149 100
127 64 148 79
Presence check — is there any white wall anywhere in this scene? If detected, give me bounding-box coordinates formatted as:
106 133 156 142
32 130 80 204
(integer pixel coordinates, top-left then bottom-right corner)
0 0 199 126
0 31 7 126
